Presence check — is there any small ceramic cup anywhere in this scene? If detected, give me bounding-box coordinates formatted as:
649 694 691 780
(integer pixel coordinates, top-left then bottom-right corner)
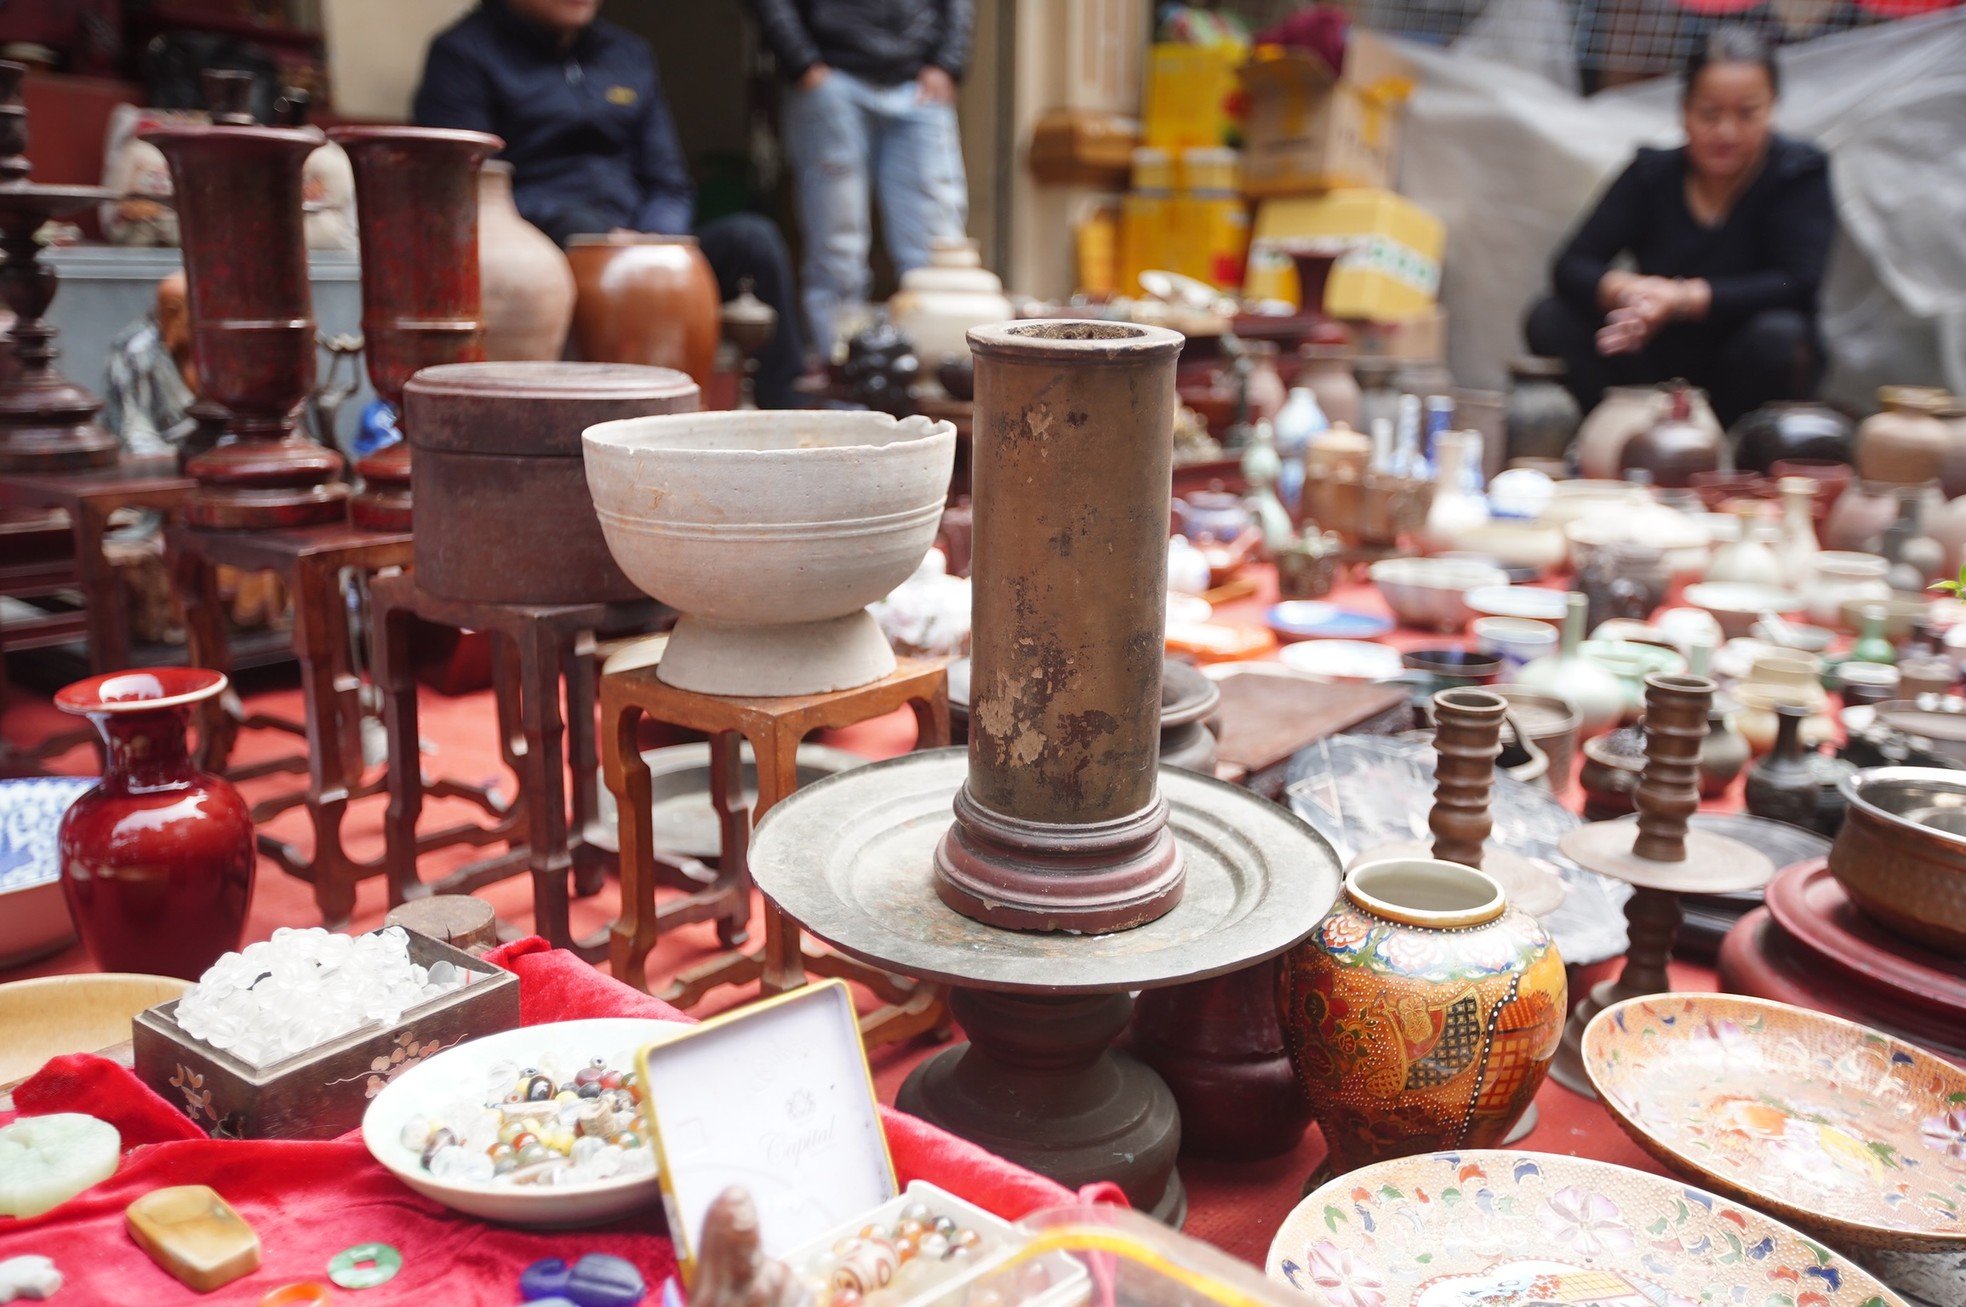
1473 616 1558 673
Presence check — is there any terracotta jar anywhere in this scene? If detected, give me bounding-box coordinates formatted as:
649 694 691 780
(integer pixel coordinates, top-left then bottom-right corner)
477 161 575 362
1575 383 1721 481
1502 355 1581 465
54 668 253 980
1856 386 1951 486
567 233 719 387
1732 401 1854 474
1277 858 1565 1177
1296 345 1360 430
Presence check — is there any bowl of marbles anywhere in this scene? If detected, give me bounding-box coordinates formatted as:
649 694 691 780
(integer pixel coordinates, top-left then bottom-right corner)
0 776 95 969
362 1017 687 1227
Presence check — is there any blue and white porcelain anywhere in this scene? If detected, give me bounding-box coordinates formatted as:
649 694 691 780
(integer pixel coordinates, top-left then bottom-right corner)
1264 601 1393 642
0 776 94 966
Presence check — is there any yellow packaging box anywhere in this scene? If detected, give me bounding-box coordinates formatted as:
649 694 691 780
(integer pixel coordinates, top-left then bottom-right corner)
1142 44 1242 151
1243 188 1443 322
1237 34 1415 197
1119 190 1174 296
1166 193 1250 291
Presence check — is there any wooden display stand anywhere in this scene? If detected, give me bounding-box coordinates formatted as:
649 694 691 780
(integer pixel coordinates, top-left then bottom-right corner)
369 572 669 961
599 646 950 1045
0 455 192 672
165 522 506 928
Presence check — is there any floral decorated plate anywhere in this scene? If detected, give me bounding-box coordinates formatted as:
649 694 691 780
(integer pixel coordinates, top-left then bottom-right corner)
1585 994 1966 1252
0 776 94 967
1267 1149 1904 1307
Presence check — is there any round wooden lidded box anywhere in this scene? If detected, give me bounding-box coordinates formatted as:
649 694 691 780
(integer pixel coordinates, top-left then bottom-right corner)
403 361 697 604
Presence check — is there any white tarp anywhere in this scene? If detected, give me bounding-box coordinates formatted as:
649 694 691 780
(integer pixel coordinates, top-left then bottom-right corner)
1391 8 1966 406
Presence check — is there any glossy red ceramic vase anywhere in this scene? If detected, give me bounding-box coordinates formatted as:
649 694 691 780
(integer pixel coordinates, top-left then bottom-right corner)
55 668 254 979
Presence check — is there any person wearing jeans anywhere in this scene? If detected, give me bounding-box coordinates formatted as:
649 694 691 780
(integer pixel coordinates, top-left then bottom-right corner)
750 0 973 359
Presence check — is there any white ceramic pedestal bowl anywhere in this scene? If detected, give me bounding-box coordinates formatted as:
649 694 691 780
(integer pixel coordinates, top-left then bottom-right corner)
583 410 957 696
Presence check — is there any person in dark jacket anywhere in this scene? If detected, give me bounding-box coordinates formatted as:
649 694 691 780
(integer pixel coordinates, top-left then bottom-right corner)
1524 25 1835 428
749 0 973 358
415 0 805 408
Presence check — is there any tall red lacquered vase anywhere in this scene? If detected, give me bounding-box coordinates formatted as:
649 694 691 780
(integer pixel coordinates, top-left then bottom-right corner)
329 126 501 531
55 668 254 980
142 123 349 528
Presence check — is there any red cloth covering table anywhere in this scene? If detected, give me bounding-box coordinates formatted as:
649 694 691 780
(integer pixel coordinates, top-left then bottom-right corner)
0 938 1114 1306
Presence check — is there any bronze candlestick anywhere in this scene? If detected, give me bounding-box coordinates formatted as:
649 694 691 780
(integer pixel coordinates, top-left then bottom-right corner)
330 126 501 531
1430 688 1508 869
748 322 1342 1219
143 122 348 527
0 61 118 471
1550 674 1776 1096
936 322 1186 933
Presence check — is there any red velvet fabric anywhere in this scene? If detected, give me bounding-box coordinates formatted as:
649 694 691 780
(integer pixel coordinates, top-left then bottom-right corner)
0 939 1110 1305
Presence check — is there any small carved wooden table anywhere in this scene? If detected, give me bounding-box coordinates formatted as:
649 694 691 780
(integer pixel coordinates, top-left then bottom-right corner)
369 572 669 961
166 521 506 928
599 646 950 1045
0 455 193 673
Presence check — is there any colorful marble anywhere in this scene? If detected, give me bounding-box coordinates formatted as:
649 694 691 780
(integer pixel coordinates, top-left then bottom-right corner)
1585 993 1966 1252
1267 1149 1902 1307
1277 860 1565 1178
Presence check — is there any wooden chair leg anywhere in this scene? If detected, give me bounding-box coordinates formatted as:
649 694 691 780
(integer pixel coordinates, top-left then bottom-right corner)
606 693 661 992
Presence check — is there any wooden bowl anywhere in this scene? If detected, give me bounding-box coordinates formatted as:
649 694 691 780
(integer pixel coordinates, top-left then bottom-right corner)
0 973 190 1088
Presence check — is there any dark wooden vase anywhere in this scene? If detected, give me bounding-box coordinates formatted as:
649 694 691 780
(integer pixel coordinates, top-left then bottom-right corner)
0 59 118 471
143 122 348 527
330 126 501 532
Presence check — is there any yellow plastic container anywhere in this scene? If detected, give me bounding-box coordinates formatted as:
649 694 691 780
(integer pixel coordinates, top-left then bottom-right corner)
1243 188 1443 321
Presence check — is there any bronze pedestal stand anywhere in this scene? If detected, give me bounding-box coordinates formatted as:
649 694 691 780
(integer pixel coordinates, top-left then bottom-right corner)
1549 674 1777 1097
143 122 349 527
0 61 118 471
749 322 1341 1221
329 126 501 531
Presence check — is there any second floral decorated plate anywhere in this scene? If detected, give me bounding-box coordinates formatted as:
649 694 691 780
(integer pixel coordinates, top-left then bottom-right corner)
1585 994 1966 1252
1267 1149 1903 1307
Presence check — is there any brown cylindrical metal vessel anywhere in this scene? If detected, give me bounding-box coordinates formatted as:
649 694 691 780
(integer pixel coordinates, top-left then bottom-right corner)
934 320 1186 933
403 361 697 604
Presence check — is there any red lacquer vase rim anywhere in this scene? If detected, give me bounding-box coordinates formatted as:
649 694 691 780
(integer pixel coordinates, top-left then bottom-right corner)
139 123 325 150
54 667 228 716
326 125 505 153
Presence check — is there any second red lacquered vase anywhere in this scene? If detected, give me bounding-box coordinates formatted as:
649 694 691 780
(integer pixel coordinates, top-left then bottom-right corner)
55 668 254 980
330 126 501 531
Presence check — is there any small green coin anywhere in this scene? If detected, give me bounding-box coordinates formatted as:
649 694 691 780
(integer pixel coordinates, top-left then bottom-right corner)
328 1242 404 1290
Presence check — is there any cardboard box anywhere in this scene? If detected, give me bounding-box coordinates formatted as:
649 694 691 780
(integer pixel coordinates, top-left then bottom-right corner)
1243 188 1443 322
1237 33 1415 198
1142 44 1242 151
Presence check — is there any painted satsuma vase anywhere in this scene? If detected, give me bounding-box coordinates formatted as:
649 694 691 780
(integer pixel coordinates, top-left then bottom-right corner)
54 667 254 981
1277 858 1565 1178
